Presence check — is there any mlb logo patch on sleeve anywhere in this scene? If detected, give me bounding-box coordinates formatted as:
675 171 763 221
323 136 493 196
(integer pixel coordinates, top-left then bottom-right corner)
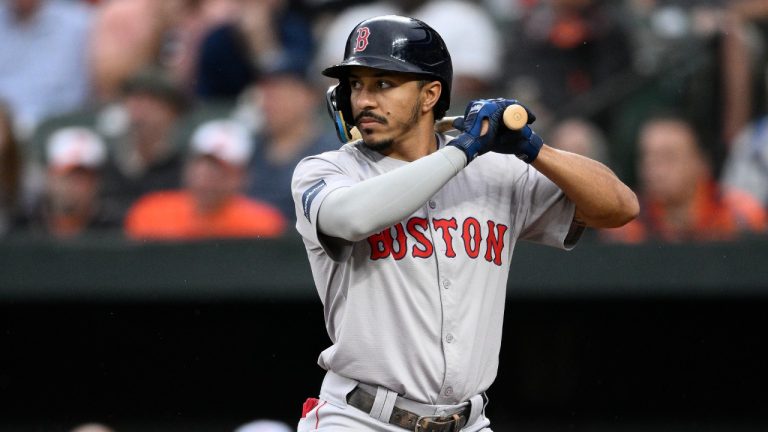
302 179 327 222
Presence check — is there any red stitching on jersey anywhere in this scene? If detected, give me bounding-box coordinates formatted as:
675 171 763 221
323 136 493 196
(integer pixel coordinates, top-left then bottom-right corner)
315 401 327 429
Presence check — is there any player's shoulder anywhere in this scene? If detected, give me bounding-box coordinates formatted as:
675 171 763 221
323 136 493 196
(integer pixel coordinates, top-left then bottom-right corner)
295 141 368 170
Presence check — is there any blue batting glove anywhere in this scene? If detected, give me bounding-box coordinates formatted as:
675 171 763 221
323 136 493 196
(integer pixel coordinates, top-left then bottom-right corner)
490 124 544 163
484 102 542 163
447 98 515 164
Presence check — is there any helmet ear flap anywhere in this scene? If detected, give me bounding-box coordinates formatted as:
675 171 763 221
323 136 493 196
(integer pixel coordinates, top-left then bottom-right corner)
325 84 355 143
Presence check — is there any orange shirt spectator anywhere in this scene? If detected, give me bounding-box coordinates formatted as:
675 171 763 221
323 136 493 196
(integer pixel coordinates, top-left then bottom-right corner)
125 119 286 240
603 115 767 243
606 179 766 243
125 190 284 239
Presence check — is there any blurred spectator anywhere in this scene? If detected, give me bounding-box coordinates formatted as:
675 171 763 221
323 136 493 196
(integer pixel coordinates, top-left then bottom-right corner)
89 0 238 101
413 0 503 112
160 0 242 95
100 67 190 219
720 93 768 211
602 114 767 243
0 0 93 137
195 0 315 101
596 1 727 190
548 116 613 242
125 119 286 240
623 0 723 76
548 117 611 166
719 1 768 209
719 0 768 144
0 103 22 237
245 67 338 221
17 126 120 239
234 419 292 432
88 0 169 102
503 0 634 124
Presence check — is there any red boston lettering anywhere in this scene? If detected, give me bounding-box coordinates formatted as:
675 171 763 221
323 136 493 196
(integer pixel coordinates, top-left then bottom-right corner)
367 229 392 260
462 217 482 258
485 220 508 266
433 218 457 257
391 224 408 260
407 217 433 258
366 216 507 263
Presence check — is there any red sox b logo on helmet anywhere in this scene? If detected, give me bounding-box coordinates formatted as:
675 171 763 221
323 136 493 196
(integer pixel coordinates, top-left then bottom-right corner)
353 27 370 52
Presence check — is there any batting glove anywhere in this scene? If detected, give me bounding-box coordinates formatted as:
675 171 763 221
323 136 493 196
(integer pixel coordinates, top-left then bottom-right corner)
447 98 515 164
485 102 543 163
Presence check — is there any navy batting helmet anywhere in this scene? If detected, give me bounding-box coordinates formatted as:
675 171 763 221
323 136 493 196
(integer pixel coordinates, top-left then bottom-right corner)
323 15 453 142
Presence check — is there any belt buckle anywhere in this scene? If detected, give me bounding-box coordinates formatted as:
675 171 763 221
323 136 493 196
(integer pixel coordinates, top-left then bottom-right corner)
414 413 462 432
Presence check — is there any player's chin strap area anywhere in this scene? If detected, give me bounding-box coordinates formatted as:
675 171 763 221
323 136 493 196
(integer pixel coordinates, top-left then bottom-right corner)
326 85 353 143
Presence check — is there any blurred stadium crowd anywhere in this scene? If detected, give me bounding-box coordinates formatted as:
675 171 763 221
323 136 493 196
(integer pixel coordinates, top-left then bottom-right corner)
1 0 768 244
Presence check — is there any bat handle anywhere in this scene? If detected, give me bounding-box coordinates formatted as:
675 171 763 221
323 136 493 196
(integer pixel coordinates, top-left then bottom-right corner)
480 104 528 135
502 104 528 130
436 104 529 135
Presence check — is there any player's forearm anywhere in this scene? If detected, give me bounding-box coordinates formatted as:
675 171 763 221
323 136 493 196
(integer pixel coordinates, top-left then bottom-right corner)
318 147 467 241
532 145 639 228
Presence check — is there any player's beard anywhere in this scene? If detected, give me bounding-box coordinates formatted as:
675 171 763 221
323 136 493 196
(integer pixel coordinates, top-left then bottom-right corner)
359 97 422 152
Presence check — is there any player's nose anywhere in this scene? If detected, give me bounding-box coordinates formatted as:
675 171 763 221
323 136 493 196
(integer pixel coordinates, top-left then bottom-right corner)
353 87 377 112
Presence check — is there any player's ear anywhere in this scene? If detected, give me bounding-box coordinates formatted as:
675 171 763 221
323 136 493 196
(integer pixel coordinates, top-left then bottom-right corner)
420 80 442 114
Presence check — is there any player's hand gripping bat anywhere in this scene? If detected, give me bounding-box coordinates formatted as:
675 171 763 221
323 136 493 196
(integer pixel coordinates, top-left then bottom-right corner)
436 103 529 134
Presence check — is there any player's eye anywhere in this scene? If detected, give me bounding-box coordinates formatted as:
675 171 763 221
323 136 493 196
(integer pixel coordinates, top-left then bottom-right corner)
349 79 362 90
377 80 393 89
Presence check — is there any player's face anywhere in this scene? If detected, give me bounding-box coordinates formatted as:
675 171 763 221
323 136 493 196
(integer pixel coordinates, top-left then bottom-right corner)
347 67 428 152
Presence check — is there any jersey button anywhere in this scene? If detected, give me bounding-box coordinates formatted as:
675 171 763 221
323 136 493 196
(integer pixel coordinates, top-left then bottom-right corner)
446 333 454 343
428 200 437 209
445 387 454 396
442 279 451 289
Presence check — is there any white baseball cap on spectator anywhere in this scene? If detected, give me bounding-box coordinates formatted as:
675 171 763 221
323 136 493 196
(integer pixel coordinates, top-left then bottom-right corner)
189 119 254 167
413 0 502 83
46 126 107 173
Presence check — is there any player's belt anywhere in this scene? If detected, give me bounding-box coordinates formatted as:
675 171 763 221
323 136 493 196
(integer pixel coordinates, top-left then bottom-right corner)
346 386 470 432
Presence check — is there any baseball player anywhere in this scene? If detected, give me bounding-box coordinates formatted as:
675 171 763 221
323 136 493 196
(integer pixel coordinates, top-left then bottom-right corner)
292 15 638 432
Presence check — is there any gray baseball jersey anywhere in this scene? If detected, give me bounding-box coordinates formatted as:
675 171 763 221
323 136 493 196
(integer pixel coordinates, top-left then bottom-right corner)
292 134 579 405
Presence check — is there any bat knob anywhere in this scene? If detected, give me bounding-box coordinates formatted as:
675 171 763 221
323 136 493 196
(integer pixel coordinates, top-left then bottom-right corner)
503 105 528 130
349 126 362 141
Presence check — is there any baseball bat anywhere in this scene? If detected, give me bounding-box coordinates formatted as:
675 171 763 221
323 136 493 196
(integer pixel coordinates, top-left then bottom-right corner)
348 104 528 142
436 104 529 134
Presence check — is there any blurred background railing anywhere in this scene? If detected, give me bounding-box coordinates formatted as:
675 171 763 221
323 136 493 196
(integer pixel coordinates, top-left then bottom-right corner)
2 233 768 301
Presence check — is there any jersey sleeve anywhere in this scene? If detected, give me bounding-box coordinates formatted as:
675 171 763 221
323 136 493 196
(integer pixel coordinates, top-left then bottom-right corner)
291 154 356 261
518 167 582 250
